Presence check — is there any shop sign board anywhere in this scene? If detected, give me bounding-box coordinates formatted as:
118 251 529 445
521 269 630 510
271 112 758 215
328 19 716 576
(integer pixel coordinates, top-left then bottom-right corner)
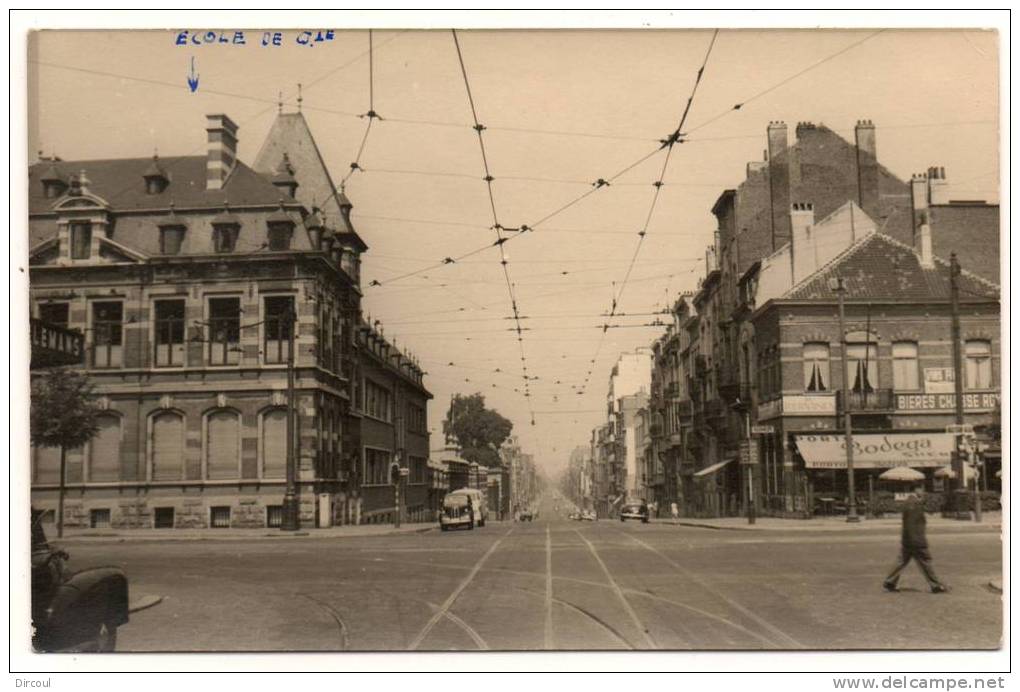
782 394 836 416
751 424 774 435
895 391 999 412
923 367 956 394
794 432 953 469
739 441 760 465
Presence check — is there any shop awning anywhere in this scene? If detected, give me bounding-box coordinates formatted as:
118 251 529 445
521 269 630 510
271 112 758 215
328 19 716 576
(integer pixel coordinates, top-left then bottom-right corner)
794 433 953 470
693 458 734 478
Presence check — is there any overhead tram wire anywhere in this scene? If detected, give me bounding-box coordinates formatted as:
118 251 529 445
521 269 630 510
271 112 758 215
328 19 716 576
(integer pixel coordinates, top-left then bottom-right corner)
578 29 719 395
450 28 537 425
342 30 382 187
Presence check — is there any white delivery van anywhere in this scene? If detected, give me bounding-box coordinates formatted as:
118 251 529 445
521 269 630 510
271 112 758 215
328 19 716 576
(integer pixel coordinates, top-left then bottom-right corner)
439 487 488 531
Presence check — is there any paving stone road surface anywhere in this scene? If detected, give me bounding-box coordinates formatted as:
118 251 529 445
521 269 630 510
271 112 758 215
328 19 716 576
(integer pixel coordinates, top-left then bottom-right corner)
52 492 1002 652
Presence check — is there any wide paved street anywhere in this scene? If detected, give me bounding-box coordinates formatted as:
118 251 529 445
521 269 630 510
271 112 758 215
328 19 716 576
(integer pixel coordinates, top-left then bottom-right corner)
60 494 1002 652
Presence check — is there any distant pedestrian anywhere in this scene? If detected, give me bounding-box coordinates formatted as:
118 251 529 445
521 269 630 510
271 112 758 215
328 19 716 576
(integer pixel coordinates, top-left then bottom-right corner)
670 502 679 523
883 487 949 594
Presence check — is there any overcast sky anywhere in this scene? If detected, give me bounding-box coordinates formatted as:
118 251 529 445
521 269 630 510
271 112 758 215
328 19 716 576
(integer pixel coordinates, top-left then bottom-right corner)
28 28 999 478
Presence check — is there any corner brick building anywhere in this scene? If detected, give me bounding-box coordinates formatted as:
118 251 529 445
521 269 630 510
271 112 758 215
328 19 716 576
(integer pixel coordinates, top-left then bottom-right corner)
28 110 430 530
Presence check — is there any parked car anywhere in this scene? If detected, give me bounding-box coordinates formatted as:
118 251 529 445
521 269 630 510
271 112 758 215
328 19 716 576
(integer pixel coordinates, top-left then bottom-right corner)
581 510 596 521
518 508 534 522
31 509 129 652
439 493 475 531
619 501 650 523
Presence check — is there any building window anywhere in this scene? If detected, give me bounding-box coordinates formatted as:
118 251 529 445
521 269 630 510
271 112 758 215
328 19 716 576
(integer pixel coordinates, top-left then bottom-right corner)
206 410 240 480
892 341 920 391
210 506 231 528
409 456 426 485
267 224 292 251
160 226 186 255
151 411 185 481
965 340 993 389
846 342 878 393
407 403 426 434
38 302 69 327
364 448 391 485
91 301 123 368
32 446 61 484
70 222 92 259
90 509 111 529
154 299 186 367
802 343 829 392
264 296 294 364
212 224 239 253
266 505 283 528
89 413 121 482
154 507 175 529
365 380 392 422
261 408 287 479
208 297 241 366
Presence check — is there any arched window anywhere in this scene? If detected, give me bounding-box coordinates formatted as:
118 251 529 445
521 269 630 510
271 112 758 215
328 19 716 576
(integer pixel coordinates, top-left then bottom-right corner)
206 410 240 479
261 409 287 478
151 411 185 481
33 446 61 484
89 414 121 482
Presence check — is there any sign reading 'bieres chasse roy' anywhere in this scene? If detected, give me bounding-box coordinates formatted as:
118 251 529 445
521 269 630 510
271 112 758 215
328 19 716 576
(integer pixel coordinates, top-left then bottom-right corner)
794 433 954 469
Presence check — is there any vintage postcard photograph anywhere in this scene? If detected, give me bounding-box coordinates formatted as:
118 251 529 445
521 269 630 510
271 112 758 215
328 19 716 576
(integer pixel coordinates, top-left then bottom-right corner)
14 14 1006 672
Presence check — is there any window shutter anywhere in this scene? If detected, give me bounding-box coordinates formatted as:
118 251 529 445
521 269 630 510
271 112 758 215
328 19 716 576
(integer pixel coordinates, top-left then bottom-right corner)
262 409 287 478
152 413 184 481
89 414 121 482
207 411 239 479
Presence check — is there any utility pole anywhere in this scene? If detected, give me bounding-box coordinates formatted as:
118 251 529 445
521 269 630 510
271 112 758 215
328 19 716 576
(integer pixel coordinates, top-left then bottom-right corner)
281 308 300 531
949 253 978 521
831 276 860 522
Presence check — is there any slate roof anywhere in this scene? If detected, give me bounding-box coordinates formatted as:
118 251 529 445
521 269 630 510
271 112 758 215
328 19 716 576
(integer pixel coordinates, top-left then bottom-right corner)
928 203 1000 284
783 232 999 302
28 156 289 214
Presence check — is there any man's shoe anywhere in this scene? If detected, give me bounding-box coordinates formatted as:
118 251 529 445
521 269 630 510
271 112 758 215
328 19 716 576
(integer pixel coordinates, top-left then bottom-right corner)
931 585 951 594
883 582 899 592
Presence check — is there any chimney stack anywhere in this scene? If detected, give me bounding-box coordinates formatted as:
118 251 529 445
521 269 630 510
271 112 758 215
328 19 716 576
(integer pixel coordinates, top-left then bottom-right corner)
767 121 791 251
854 119 879 219
789 203 817 285
917 212 934 268
206 114 239 191
926 166 950 205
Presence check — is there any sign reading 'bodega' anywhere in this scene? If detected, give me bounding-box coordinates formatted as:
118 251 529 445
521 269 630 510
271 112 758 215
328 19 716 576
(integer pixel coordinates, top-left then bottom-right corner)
794 433 954 469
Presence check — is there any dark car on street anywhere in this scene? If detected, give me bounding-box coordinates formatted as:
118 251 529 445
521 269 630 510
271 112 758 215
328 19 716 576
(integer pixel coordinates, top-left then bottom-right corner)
31 509 129 652
619 501 650 523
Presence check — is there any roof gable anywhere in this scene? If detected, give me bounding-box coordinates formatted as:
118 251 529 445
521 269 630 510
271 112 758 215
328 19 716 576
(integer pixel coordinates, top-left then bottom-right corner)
783 232 998 302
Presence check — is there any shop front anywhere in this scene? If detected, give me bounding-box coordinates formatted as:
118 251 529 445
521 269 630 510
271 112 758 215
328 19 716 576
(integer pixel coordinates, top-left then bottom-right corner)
793 432 954 515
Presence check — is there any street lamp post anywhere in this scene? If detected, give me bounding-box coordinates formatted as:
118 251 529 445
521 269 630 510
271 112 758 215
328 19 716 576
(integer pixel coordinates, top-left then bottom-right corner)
281 308 300 531
830 276 860 523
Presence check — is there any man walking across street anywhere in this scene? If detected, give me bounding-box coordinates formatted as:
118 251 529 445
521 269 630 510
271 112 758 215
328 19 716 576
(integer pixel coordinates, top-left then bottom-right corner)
883 487 950 594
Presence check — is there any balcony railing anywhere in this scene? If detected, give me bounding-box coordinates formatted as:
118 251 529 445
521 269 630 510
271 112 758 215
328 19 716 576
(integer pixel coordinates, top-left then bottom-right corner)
837 388 894 414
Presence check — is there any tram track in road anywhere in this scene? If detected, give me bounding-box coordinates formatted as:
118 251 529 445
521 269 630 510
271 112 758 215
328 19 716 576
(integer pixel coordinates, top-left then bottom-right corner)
406 526 514 650
610 524 806 649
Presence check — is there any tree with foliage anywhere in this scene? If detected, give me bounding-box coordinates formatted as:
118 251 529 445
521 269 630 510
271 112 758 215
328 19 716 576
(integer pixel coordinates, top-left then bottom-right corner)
30 370 102 538
442 393 513 468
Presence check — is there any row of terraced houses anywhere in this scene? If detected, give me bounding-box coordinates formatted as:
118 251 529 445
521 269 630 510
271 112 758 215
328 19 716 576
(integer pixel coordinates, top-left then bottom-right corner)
27 110 442 530
582 120 1001 518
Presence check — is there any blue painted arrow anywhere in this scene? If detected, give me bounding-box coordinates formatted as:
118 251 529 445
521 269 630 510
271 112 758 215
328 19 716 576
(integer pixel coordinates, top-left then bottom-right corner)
187 56 199 93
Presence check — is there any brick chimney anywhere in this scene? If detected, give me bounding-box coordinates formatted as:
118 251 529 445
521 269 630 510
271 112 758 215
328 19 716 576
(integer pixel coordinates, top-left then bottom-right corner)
854 119 879 219
789 203 817 285
206 114 239 191
927 166 950 205
767 121 791 252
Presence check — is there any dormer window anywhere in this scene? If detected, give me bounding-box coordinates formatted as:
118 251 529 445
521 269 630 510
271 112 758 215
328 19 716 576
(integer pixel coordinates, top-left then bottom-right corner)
211 204 241 253
266 204 295 251
40 165 68 199
143 154 170 195
70 222 92 259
